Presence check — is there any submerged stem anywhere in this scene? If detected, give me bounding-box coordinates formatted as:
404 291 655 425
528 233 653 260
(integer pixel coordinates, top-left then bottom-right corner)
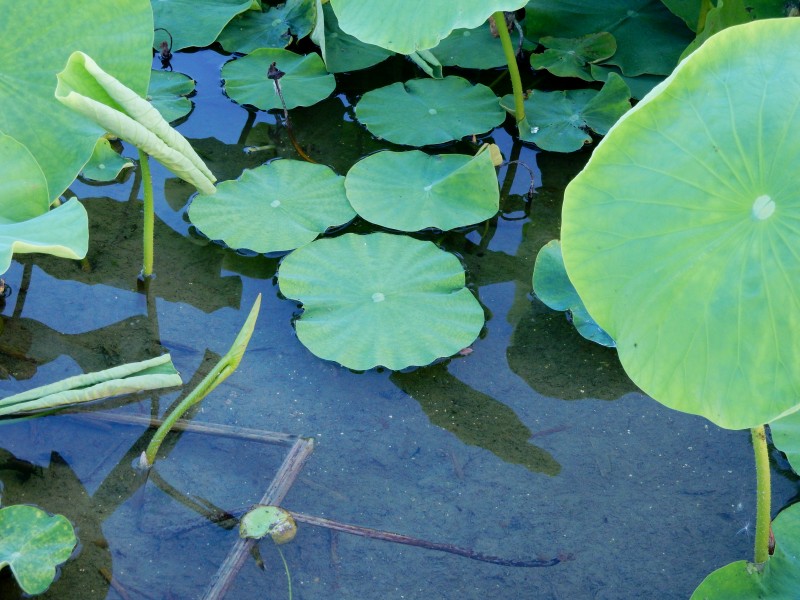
493 12 525 125
276 546 293 600
751 425 771 565
139 149 155 278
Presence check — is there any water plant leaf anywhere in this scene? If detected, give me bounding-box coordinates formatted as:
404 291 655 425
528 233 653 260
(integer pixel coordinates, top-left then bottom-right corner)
355 76 505 146
679 0 753 61
427 22 522 69
147 70 195 124
529 33 617 81
189 160 354 253
56 51 216 195
660 0 703 31
278 233 484 370
0 505 77 595
222 48 336 110
768 412 800 474
561 19 800 429
500 73 631 152
328 0 527 54
81 138 134 182
532 240 614 347
690 503 800 598
0 354 182 417
0 0 152 198
152 0 259 51
218 0 316 53
240 505 297 544
589 64 662 100
344 146 499 231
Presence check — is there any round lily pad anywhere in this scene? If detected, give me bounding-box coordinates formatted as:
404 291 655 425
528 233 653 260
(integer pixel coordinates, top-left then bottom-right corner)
278 232 485 370
239 505 297 544
561 19 800 429
344 148 499 231
355 76 504 146
428 23 522 69
529 32 617 81
222 48 336 111
152 0 254 51
148 69 195 123
217 0 316 53
80 138 134 182
188 160 354 253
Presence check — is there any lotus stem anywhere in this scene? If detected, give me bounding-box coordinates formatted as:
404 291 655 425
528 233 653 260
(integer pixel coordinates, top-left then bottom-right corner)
493 12 525 125
751 425 771 565
276 546 293 600
139 149 154 278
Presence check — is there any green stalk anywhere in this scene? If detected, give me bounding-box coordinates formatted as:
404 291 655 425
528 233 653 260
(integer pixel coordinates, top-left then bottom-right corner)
277 546 293 600
139 149 154 278
751 425 771 565
493 12 525 125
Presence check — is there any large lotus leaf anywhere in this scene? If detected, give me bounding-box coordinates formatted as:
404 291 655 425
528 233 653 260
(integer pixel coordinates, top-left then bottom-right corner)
222 48 336 111
0 1 152 198
147 69 195 124
530 32 617 81
560 19 800 429
81 138 134 182
769 411 800 474
0 134 50 224
329 0 527 54
188 160 354 253
278 233 485 370
690 503 800 598
152 0 258 50
355 76 504 146
344 147 499 231
0 505 77 595
427 22 522 69
524 0 693 76
218 0 316 53
500 73 631 152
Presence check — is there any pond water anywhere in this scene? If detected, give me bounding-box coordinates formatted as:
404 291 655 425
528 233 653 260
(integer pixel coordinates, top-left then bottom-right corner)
0 48 797 600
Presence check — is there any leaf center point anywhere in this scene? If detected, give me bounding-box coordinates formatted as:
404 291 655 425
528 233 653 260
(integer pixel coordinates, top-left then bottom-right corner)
371 292 385 303
752 195 775 220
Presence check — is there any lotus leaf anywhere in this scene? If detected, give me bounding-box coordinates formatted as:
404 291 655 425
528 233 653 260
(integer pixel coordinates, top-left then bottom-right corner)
81 138 134 182
532 240 614 347
0 1 152 198
529 33 617 81
427 23 522 69
189 160 354 253
589 64 662 100
524 0 693 76
690 503 800 598
561 19 800 429
407 50 443 79
500 73 631 152
355 76 504 146
147 70 195 124
344 147 499 231
769 413 800 474
152 0 258 50
679 0 753 60
222 48 336 111
328 0 527 54
660 0 704 31
239 505 297 544
0 505 77 595
278 233 484 370
218 0 316 53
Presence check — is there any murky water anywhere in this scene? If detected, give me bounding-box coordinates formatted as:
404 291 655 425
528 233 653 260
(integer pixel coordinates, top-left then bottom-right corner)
0 49 796 600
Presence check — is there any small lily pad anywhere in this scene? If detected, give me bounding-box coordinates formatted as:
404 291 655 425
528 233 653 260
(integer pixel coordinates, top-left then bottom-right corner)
148 69 195 123
344 146 500 231
278 232 485 370
530 32 617 81
239 505 297 544
355 76 505 146
217 0 316 53
222 48 336 110
0 505 77 595
428 22 522 69
189 160 354 253
532 240 614 347
152 0 257 51
769 411 800 474
81 138 134 181
501 73 631 152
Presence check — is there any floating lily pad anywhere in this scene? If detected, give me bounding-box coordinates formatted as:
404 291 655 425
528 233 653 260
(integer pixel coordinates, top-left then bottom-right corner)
769 411 800 474
355 76 504 146
501 73 631 152
189 160 354 253
152 0 257 51
329 0 527 54
530 32 617 81
81 138 133 181
344 147 499 231
532 240 614 347
278 233 485 370
428 22 522 69
148 69 195 123
589 64 662 100
561 19 800 429
222 48 336 111
0 505 77 595
240 505 297 544
218 0 316 53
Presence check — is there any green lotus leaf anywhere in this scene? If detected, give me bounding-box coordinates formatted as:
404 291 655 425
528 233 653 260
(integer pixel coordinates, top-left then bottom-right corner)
311 0 394 72
0 134 50 224
278 232 485 370
81 138 134 182
344 147 499 231
427 22 522 69
0 1 152 198
500 73 631 152
524 0 693 76
407 50 443 79
239 505 297 544
222 48 336 110
147 69 195 123
152 0 258 51
690 503 800 598
530 32 617 81
589 64 662 100
769 412 800 474
189 160 354 253
218 0 316 53
532 240 614 347
679 0 753 61
56 51 216 195
0 505 77 595
328 0 527 54
561 19 800 429
660 0 703 31
355 76 504 146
